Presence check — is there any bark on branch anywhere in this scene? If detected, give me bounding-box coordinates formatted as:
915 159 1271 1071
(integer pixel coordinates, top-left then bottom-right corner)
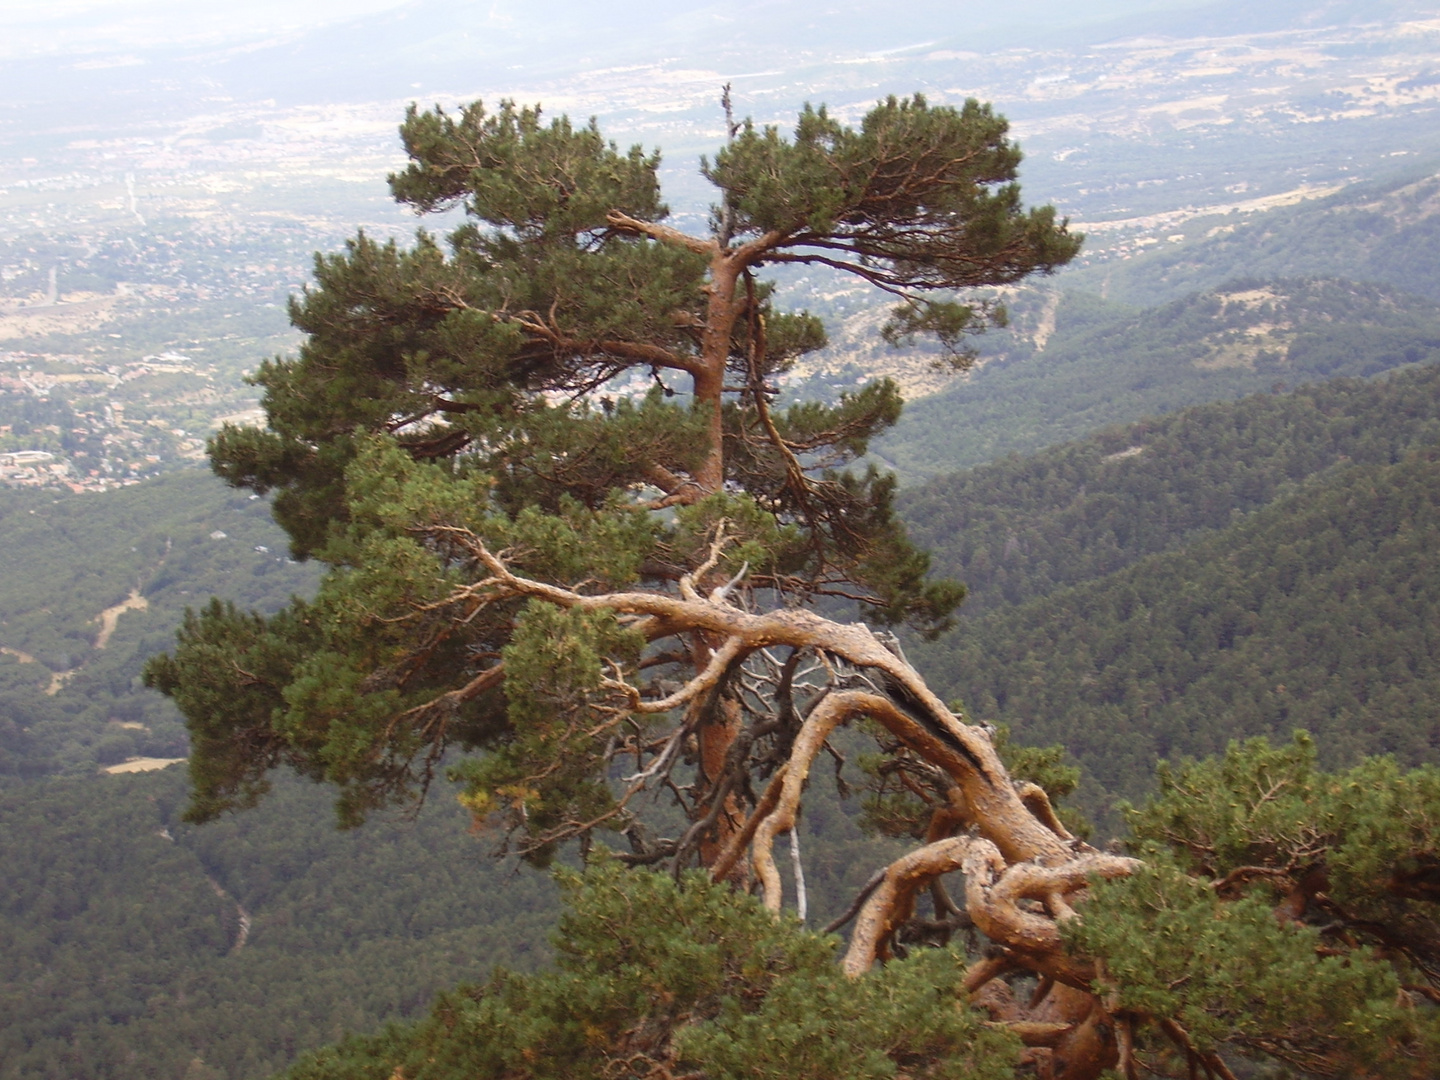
437 525 1073 867
843 836 973 976
962 839 1140 987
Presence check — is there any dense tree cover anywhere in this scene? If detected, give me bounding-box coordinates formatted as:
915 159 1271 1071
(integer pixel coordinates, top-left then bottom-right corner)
14 728 1433 1080
0 473 319 779
1 741 914 1080
902 358 1440 615
879 276 1440 478
913 444 1440 816
1062 166 1440 308
0 768 558 1080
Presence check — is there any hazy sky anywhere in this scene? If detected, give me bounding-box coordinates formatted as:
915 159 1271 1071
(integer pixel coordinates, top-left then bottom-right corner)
0 0 408 56
1 0 402 27
0 0 1226 59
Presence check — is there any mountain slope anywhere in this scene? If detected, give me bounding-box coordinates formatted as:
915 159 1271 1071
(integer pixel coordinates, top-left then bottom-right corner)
909 445 1440 820
900 359 1440 615
0 470 320 779
878 277 1440 479
1063 165 1440 308
0 768 558 1080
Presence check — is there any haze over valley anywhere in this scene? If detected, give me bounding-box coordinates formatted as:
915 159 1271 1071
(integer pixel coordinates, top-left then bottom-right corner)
4 0 1440 478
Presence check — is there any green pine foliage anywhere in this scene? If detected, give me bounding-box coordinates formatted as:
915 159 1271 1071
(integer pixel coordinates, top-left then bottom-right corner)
0 731 911 1080
55 86 1440 1080
1067 856 1429 1074
282 859 1021 1080
1064 734 1440 1076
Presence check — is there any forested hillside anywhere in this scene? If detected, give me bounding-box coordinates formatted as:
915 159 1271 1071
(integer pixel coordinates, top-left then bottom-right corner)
7 4 1440 1076
9 339 1440 1080
908 406 1440 820
877 277 1440 479
0 472 319 779
901 360 1440 614
0 749 898 1080
0 462 893 1078
0 768 558 1080
1063 165 1440 307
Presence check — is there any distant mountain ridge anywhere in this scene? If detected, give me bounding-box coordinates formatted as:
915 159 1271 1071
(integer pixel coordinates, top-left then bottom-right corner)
877 276 1440 479
1061 165 1440 307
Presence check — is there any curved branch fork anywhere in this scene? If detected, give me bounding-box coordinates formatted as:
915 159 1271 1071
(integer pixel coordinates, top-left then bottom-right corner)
837 838 1139 1080
452 531 1076 867
445 529 1140 994
839 837 1138 983
961 840 1139 986
742 688 1086 918
842 836 973 977
751 690 871 912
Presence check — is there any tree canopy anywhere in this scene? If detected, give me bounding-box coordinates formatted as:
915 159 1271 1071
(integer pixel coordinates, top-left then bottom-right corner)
144 90 1079 838
144 92 1440 1079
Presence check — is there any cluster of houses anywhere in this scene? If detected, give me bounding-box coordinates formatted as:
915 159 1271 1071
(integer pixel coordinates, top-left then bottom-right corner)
0 448 63 483
0 348 215 492
0 447 141 493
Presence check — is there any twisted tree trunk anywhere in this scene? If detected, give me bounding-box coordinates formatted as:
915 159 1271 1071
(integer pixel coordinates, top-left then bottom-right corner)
433 524 1142 1077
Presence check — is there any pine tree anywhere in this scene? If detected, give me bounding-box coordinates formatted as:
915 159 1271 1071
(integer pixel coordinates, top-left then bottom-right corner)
144 91 1440 1079
144 88 1079 849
